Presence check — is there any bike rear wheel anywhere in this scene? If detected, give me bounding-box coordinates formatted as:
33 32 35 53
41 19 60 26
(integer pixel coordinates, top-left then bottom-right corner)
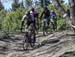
29 29 36 48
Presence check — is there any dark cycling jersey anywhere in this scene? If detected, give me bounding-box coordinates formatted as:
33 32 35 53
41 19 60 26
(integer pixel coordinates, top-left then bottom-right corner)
21 11 35 28
40 9 50 19
32 10 39 19
22 12 35 22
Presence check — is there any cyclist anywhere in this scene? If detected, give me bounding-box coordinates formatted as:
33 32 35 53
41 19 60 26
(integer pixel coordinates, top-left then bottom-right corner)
50 10 57 31
40 6 50 35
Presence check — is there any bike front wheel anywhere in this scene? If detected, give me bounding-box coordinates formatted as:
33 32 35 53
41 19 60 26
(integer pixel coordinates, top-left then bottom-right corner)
23 34 29 50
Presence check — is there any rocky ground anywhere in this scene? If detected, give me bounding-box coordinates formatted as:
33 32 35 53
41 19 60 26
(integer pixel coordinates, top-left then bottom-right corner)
0 31 75 57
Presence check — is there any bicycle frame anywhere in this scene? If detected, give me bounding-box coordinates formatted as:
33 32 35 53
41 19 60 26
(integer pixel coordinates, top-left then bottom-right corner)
23 23 36 50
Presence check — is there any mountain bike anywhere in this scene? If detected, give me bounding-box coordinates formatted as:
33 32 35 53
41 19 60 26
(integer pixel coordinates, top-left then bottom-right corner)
23 23 36 50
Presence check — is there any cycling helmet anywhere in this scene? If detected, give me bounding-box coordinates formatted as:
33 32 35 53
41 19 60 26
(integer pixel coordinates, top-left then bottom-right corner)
31 7 34 11
30 11 33 14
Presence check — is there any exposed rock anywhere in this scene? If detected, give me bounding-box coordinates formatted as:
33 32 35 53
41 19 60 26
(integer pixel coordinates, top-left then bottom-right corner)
6 31 75 57
0 31 75 57
0 31 10 39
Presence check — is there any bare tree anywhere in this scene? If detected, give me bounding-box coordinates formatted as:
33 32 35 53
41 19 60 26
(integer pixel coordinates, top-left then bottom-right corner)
69 0 75 32
51 0 75 32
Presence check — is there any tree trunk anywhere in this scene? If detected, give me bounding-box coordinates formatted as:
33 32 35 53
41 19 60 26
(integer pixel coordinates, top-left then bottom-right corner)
51 0 75 32
69 0 75 32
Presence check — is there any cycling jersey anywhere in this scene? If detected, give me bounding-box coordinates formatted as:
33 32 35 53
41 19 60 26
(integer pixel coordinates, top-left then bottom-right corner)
22 12 35 22
32 10 39 18
50 12 56 20
40 9 50 19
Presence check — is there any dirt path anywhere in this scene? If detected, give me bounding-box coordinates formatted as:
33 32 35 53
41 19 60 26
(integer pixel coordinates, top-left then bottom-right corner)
0 31 75 57
0 32 54 57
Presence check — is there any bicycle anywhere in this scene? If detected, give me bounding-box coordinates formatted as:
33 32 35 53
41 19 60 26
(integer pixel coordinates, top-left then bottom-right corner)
23 23 36 50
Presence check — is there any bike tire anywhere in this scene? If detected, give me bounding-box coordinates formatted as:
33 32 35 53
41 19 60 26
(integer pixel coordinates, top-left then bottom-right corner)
30 30 36 48
23 34 29 50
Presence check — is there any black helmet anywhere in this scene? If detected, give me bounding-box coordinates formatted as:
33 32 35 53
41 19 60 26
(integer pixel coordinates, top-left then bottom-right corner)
31 7 34 11
28 11 30 14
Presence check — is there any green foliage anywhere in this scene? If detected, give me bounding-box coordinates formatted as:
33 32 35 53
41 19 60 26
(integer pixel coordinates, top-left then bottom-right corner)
25 0 32 7
2 9 25 32
12 0 20 11
60 52 75 57
61 3 68 11
0 2 68 32
0 10 6 30
0 1 4 11
20 0 24 9
40 0 50 7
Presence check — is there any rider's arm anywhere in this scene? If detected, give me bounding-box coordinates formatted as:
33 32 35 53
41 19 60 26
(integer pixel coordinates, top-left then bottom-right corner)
22 15 26 21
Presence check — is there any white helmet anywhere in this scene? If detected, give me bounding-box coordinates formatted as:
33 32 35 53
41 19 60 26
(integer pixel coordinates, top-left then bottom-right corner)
30 11 33 14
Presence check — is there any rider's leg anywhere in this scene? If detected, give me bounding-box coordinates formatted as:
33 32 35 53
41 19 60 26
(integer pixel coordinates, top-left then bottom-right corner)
32 21 36 45
43 18 49 35
46 18 49 34
47 17 50 28
52 19 56 31
43 20 46 36
54 18 57 31
36 18 39 34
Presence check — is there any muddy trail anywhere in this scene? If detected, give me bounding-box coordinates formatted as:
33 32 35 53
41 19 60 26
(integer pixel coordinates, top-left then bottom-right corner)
0 31 75 57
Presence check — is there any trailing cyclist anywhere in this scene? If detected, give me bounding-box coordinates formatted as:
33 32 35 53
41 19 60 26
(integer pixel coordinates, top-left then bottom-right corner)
50 10 57 31
40 6 50 35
